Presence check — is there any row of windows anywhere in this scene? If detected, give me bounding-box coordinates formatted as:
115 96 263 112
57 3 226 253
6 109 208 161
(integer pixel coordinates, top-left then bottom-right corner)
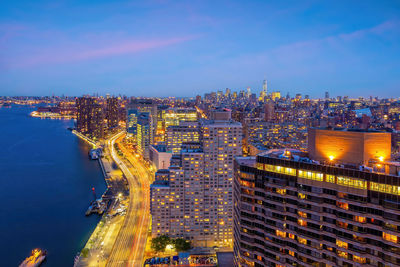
298 170 323 181
371 182 400 196
257 163 398 195
261 163 296 176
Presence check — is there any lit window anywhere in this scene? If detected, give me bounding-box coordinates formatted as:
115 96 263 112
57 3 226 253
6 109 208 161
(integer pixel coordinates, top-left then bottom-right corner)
276 188 286 195
326 174 335 183
264 164 296 176
288 250 295 257
288 233 295 239
336 240 348 249
337 221 348 229
297 237 307 245
337 176 367 189
298 211 307 218
370 182 400 196
353 255 366 263
276 230 286 238
337 201 349 210
298 170 323 181
337 250 348 259
298 193 306 199
354 216 366 223
298 219 307 227
383 232 398 243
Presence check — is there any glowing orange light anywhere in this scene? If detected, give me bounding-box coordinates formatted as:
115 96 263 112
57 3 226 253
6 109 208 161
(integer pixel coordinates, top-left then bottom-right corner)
379 156 384 162
329 155 335 161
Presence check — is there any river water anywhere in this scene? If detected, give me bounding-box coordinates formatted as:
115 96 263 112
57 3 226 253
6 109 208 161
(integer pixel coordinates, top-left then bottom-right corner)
0 105 106 266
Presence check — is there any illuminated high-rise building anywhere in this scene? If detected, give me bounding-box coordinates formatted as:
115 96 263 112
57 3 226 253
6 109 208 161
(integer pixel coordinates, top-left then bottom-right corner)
225 88 231 97
263 79 267 95
76 97 104 139
150 109 242 247
126 109 138 138
137 112 152 159
234 128 399 267
247 87 251 98
127 99 157 144
166 121 200 154
164 108 198 129
106 97 119 129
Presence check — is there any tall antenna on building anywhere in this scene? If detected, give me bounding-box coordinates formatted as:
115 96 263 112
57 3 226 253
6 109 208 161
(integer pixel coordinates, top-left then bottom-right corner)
263 79 268 95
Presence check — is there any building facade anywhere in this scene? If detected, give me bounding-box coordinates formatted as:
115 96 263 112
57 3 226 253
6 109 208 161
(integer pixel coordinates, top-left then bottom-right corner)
166 121 200 154
234 129 400 267
137 112 152 160
76 97 104 139
106 97 119 129
150 110 242 248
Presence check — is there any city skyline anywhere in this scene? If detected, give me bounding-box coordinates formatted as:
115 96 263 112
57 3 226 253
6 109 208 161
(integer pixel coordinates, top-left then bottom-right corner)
1 0 400 97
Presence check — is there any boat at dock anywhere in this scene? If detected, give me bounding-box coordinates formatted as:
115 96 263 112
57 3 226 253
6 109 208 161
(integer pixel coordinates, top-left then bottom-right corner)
85 198 107 216
19 248 46 267
89 148 103 160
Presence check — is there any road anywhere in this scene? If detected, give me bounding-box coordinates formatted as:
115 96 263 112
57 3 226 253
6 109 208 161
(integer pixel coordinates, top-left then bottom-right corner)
106 132 152 267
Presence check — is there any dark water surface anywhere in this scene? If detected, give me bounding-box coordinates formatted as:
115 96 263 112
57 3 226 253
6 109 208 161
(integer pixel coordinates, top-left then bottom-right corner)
0 106 106 266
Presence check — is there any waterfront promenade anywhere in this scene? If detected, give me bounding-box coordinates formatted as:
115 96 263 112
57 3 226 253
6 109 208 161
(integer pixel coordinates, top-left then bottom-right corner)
74 130 153 266
74 132 127 267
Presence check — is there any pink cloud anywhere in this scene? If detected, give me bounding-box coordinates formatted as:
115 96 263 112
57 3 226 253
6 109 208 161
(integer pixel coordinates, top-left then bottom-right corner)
7 35 199 69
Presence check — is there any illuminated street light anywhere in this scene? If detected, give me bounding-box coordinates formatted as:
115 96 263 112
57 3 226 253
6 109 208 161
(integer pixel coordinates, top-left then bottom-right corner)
328 155 334 161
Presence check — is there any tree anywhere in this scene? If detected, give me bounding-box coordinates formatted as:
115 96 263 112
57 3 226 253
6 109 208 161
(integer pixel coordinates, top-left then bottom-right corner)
151 234 171 253
173 238 191 252
81 248 89 258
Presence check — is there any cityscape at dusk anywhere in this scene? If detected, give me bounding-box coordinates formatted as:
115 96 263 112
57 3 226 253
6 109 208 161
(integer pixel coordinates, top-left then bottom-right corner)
1 1 400 267
1 0 400 97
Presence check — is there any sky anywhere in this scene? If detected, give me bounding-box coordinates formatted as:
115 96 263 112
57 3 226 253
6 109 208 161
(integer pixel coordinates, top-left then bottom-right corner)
0 0 399 98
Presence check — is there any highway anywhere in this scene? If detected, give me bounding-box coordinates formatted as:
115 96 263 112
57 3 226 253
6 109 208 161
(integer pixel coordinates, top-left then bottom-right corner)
106 132 152 267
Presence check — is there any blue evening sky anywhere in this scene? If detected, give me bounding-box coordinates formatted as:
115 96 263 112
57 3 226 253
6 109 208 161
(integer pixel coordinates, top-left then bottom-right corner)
0 0 399 98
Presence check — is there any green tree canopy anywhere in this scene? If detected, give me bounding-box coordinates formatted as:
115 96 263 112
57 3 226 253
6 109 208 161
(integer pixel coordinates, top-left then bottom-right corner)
151 234 171 253
173 238 191 252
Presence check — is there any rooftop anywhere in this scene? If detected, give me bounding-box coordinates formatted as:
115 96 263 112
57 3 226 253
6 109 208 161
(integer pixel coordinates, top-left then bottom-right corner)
150 180 169 188
313 126 388 133
255 148 400 177
151 144 171 153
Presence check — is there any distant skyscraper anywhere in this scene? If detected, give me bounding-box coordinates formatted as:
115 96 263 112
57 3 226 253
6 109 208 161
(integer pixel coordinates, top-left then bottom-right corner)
225 88 231 97
260 80 268 101
76 97 104 139
127 99 157 144
126 109 138 138
325 91 330 100
262 79 268 95
106 97 119 129
247 87 251 98
137 112 152 159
